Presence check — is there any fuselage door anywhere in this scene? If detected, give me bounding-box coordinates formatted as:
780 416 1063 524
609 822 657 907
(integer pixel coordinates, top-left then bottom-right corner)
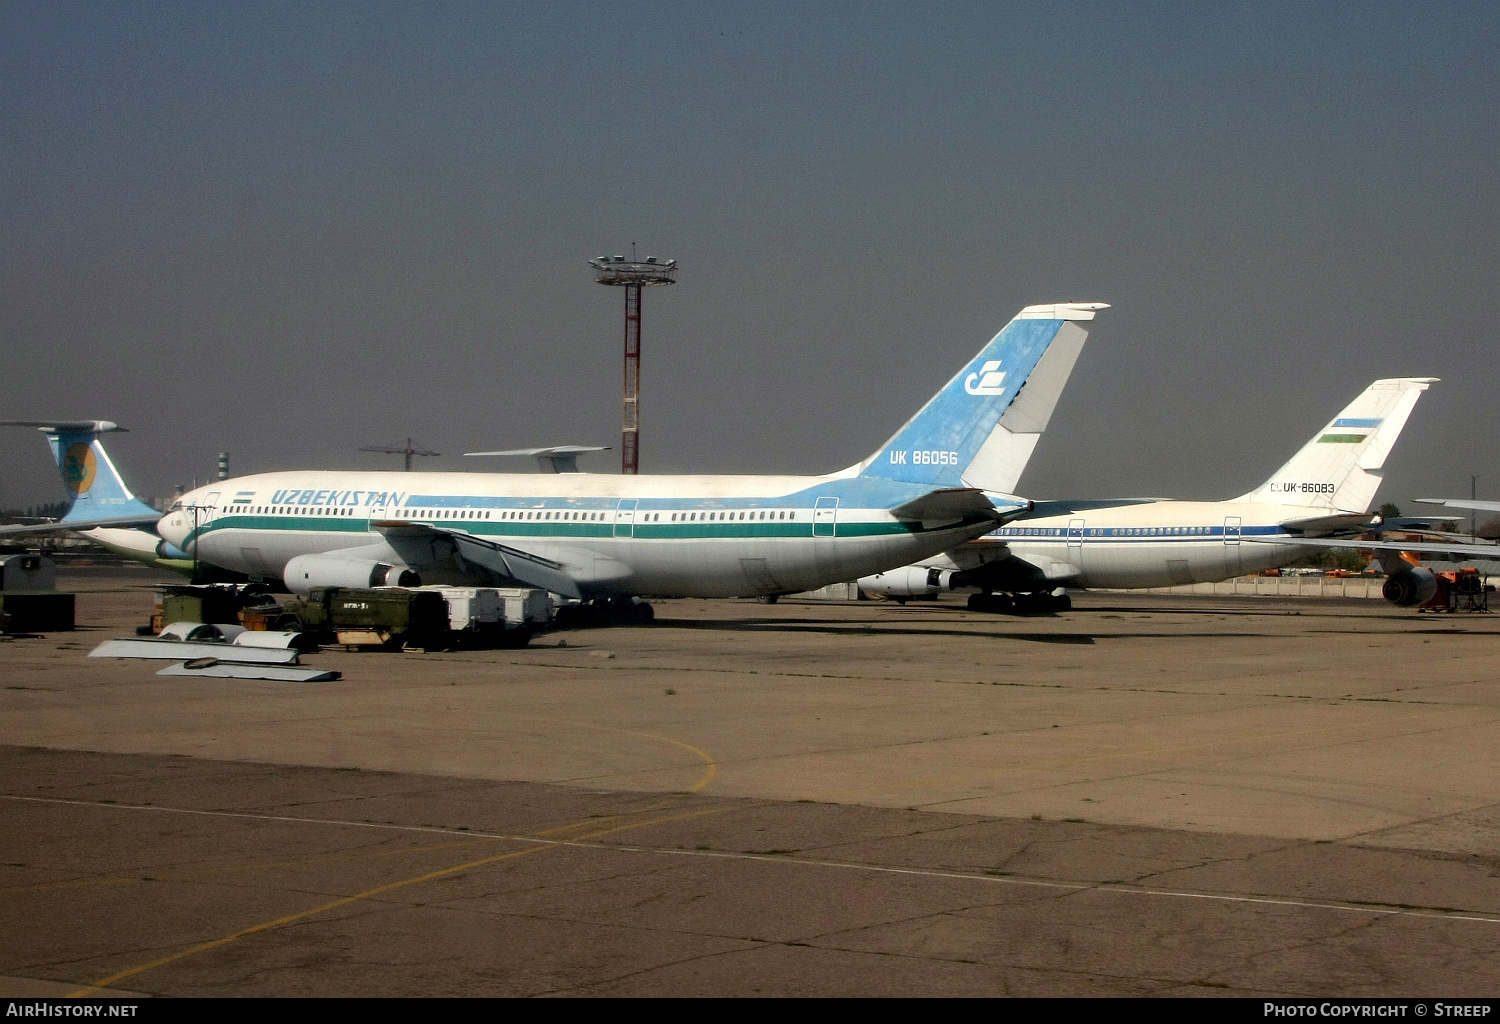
615 498 638 538
814 497 839 538
1224 516 1242 546
1067 518 1085 548
1223 515 1243 575
368 496 391 529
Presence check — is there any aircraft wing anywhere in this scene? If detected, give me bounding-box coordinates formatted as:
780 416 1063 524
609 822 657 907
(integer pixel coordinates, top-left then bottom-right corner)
0 513 161 536
1415 498 1500 514
370 520 582 597
1243 535 1500 562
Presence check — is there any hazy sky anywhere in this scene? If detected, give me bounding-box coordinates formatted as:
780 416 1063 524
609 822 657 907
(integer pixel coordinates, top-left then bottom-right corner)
2 2 1496 510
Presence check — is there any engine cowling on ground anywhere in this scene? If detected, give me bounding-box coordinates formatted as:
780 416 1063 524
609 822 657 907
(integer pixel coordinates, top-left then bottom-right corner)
857 565 954 598
283 554 421 595
1382 567 1438 607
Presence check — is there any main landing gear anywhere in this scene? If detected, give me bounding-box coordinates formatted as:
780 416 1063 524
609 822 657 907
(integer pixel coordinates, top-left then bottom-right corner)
553 596 656 628
967 590 1071 615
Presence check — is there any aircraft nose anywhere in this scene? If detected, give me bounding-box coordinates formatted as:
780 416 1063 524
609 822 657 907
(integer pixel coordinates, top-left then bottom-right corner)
157 512 185 547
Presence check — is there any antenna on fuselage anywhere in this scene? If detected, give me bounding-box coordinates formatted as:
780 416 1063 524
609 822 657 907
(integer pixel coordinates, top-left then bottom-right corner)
360 438 440 472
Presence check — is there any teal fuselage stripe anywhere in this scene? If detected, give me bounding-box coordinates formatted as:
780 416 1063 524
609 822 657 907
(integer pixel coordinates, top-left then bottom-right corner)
179 513 945 548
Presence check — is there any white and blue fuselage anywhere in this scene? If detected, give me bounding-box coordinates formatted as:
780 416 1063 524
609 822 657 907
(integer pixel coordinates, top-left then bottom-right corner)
956 498 1338 589
159 471 1013 598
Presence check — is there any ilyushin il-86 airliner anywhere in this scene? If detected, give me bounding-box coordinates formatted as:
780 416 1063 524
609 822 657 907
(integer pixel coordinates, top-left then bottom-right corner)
860 376 1437 610
156 303 1109 605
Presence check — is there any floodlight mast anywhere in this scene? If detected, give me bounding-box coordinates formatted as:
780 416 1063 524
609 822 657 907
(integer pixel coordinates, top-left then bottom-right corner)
588 252 677 474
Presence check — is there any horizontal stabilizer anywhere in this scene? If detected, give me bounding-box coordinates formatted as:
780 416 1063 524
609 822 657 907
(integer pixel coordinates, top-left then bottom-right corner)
1278 512 1377 536
1244 535 1500 562
889 488 997 523
0 420 125 434
1415 498 1500 514
464 446 610 457
0 512 161 536
463 446 610 473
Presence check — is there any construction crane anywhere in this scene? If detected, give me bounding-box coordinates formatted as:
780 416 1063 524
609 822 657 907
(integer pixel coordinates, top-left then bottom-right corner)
359 439 440 471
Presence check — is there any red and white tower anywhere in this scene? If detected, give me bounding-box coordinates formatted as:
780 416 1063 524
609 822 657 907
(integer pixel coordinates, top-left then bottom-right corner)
589 251 677 474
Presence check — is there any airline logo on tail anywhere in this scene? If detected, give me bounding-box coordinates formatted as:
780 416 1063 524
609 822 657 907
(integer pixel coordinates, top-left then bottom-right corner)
860 302 1107 489
964 361 1007 395
63 443 96 494
1318 417 1382 444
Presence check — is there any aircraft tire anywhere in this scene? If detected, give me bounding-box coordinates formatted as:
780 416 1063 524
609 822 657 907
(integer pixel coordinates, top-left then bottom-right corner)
967 592 1014 614
1012 593 1050 615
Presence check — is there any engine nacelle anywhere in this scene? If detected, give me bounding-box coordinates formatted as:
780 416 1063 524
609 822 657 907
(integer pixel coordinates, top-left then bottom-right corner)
1382 567 1439 607
858 565 955 598
155 539 190 561
282 554 421 595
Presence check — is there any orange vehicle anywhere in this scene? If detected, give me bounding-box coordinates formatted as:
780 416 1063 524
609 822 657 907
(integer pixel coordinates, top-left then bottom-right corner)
1381 553 1491 612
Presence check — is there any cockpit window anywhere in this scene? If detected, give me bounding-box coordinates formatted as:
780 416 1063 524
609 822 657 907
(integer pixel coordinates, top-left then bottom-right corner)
168 501 183 512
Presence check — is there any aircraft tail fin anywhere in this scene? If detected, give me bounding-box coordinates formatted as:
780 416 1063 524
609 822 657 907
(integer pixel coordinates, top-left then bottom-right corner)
1236 378 1438 511
858 303 1107 489
0 420 160 525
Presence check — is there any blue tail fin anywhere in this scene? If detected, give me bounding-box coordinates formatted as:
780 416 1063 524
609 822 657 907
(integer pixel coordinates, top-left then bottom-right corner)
859 303 1107 489
0 420 160 524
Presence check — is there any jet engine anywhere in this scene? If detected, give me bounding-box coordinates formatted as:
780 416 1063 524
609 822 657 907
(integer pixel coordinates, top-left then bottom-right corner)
283 554 421 595
858 565 955 599
1382 567 1439 607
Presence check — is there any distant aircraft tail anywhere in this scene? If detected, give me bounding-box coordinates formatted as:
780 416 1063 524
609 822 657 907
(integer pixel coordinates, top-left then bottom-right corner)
0 420 160 525
857 303 1107 490
1236 378 1437 512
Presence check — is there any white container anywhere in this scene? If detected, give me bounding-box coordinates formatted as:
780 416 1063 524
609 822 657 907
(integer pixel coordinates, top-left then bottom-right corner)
421 587 504 631
492 587 552 626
